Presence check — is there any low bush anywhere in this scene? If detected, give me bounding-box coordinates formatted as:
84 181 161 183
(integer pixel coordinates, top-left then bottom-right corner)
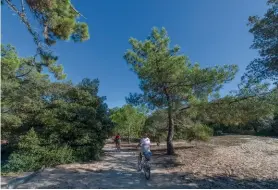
2 128 74 173
185 123 213 142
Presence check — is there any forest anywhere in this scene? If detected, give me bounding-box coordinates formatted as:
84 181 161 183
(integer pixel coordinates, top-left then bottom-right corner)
1 0 277 174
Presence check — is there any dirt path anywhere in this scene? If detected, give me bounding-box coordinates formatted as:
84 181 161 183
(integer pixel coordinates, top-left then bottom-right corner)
2 136 278 189
14 145 191 189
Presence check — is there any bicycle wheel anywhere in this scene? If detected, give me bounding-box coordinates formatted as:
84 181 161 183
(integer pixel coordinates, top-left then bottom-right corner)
137 156 142 171
144 163 151 180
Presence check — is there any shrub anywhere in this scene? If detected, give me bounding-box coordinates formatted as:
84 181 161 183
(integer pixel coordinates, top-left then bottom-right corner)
185 123 213 142
2 151 42 173
2 128 43 172
272 114 278 135
41 145 74 167
73 146 102 161
2 128 74 172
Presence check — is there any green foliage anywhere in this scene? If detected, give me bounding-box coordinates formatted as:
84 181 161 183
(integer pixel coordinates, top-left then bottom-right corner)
25 0 90 43
42 145 74 166
196 85 278 136
184 123 213 142
144 109 214 143
194 82 275 127
244 116 274 133
246 0 278 82
272 105 278 135
125 27 237 109
3 128 43 172
3 128 74 172
33 79 112 162
1 45 112 172
124 27 238 154
1 44 50 140
174 113 196 140
110 105 146 141
4 0 90 79
143 110 167 143
3 151 42 173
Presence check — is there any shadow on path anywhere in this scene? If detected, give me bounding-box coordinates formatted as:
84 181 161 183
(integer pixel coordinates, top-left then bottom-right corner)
17 167 278 189
10 140 278 189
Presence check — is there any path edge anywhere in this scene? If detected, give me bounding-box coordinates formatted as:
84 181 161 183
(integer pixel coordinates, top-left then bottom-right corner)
3 166 45 189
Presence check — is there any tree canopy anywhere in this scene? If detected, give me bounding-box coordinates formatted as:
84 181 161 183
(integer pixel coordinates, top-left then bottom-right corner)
124 27 238 154
3 0 90 79
1 44 113 172
110 105 147 143
245 0 278 82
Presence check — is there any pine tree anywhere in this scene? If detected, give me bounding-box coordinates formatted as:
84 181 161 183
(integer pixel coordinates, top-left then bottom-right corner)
124 27 238 154
3 0 90 79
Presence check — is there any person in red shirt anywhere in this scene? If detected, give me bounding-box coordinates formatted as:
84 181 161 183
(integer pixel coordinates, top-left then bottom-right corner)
114 133 121 151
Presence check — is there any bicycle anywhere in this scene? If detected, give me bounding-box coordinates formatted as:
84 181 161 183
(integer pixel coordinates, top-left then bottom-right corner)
137 152 151 180
115 142 121 152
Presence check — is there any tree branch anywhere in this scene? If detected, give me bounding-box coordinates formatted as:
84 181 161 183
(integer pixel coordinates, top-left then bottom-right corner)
16 68 33 78
177 90 273 114
226 91 272 105
167 77 220 90
5 0 43 53
179 105 191 111
1 108 11 114
70 3 87 19
21 0 25 13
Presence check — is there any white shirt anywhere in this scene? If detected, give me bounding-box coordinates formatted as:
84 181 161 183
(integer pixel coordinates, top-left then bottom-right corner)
140 137 150 148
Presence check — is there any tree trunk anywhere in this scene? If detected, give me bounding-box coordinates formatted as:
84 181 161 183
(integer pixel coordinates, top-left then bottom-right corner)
128 125 131 144
167 116 174 155
166 97 174 155
253 125 258 133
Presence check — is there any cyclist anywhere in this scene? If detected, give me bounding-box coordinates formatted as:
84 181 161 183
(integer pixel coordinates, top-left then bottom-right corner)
114 133 121 151
137 133 151 163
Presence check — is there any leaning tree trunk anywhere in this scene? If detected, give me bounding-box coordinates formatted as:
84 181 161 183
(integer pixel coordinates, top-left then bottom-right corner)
128 124 131 144
166 99 175 155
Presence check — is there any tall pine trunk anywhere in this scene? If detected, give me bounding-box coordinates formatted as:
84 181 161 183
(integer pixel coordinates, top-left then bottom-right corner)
128 124 131 144
166 95 174 155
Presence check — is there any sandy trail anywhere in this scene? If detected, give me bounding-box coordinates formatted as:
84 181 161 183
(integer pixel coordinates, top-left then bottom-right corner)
13 145 190 189
2 136 278 189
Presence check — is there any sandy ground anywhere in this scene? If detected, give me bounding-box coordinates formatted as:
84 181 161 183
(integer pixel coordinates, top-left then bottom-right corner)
2 135 278 188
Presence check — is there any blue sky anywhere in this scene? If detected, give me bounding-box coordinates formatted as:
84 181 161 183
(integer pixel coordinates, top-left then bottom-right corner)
2 0 268 108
